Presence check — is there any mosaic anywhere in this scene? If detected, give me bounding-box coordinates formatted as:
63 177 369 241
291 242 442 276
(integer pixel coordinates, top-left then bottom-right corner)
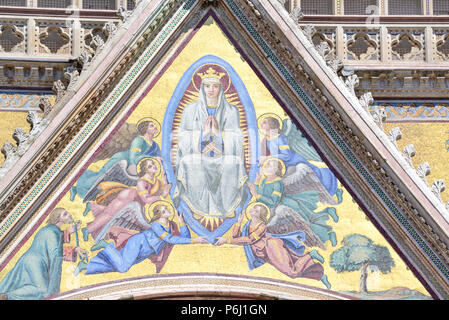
0 16 432 300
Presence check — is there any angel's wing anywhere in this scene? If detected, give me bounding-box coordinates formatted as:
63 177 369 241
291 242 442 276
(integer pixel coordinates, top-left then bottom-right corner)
283 163 337 205
93 201 151 244
282 118 322 162
94 122 139 162
267 204 325 250
84 160 139 203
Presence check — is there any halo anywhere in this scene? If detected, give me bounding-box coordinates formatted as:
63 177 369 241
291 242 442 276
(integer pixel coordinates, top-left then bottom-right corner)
261 157 286 177
245 202 271 222
192 63 231 94
136 157 162 177
145 200 176 223
136 117 161 138
257 113 283 133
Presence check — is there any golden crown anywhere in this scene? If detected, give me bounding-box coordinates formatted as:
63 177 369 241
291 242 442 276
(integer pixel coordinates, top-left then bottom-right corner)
197 67 225 80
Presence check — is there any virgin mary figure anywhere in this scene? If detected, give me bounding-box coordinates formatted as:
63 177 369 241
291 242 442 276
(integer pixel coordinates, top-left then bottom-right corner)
173 66 248 221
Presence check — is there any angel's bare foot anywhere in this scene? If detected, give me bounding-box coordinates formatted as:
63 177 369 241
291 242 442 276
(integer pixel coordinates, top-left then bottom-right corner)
320 275 331 290
90 239 110 252
309 249 324 264
329 232 337 247
326 207 339 223
70 186 77 201
336 188 343 204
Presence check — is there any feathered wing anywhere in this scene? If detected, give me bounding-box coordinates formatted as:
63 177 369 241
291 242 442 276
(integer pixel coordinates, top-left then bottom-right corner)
93 122 139 161
283 163 337 205
93 201 151 244
84 160 139 203
267 204 326 250
282 118 322 162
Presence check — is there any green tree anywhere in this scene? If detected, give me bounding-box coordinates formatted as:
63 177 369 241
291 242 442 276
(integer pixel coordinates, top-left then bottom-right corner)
330 234 395 293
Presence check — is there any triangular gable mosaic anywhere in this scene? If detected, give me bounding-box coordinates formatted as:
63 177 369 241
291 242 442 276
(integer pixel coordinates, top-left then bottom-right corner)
0 10 434 300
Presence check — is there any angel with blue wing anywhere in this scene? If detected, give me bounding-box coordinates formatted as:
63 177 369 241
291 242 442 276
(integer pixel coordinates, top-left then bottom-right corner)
70 118 162 215
258 115 343 205
249 156 339 248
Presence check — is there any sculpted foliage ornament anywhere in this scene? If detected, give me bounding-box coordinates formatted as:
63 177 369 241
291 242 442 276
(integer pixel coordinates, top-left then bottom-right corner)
417 162 431 186
316 41 330 59
103 21 118 38
302 25 316 44
64 66 80 91
91 34 105 53
344 74 360 97
371 107 387 129
39 96 53 117
0 110 50 180
359 92 374 113
12 128 29 147
327 56 343 74
289 8 304 22
77 51 92 71
117 6 132 21
52 80 66 103
431 179 446 203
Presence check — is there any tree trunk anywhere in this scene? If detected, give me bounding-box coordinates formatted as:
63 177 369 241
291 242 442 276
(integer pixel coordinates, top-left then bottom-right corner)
359 263 369 293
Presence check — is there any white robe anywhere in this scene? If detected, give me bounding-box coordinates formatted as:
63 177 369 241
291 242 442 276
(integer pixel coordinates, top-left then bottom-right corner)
173 82 248 218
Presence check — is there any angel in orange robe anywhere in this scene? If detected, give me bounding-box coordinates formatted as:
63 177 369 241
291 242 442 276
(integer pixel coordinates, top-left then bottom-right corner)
81 157 171 244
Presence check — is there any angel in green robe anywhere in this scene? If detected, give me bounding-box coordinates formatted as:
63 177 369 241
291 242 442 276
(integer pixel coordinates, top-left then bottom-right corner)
248 157 339 249
70 118 162 204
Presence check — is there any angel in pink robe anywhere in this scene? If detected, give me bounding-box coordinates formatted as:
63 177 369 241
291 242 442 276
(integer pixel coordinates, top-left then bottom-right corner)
81 157 171 243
